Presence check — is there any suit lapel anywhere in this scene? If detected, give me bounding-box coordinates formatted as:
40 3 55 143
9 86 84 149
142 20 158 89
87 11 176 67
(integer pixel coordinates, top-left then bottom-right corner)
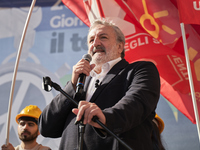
89 59 129 102
84 76 92 92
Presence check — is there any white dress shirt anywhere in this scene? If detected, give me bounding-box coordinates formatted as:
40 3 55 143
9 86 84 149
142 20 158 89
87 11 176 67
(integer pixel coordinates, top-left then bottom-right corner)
86 57 121 102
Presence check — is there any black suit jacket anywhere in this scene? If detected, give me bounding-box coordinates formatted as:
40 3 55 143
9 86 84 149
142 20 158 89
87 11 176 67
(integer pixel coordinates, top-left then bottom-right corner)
39 59 160 150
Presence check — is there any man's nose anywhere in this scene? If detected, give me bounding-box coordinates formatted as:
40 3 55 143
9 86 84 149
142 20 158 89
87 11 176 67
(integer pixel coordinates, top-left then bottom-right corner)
23 123 29 129
93 37 101 47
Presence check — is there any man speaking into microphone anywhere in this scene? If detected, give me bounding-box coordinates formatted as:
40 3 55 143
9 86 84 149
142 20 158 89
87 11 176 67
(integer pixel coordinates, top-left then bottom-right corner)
38 19 161 150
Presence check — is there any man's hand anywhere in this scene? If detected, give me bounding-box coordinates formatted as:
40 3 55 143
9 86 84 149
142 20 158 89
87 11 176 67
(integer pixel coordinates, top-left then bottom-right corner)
1 143 15 150
72 101 106 129
71 58 95 87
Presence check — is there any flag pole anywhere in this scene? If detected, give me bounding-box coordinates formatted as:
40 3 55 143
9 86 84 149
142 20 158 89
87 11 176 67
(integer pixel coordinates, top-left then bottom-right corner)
180 23 200 143
5 0 36 145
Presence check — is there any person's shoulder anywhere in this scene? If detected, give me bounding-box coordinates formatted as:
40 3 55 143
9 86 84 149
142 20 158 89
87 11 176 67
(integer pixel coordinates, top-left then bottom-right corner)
129 60 155 65
127 61 159 75
37 144 51 150
14 145 20 150
128 60 157 69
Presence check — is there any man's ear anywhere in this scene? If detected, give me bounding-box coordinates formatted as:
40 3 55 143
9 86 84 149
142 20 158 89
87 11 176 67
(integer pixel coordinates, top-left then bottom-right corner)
37 128 40 135
118 42 124 54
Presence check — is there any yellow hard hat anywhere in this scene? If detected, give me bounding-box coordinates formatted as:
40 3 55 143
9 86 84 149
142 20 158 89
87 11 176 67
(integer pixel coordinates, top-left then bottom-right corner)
15 105 42 124
154 114 165 133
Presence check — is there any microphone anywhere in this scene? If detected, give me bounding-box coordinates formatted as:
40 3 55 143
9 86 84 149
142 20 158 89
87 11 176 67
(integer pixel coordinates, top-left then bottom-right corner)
75 54 92 95
42 76 52 92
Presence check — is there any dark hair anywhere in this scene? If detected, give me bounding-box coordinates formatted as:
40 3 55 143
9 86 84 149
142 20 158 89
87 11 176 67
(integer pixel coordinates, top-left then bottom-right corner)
18 116 38 124
88 19 126 58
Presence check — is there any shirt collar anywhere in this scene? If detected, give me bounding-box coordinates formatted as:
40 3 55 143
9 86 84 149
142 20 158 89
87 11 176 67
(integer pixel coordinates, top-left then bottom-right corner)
90 57 122 77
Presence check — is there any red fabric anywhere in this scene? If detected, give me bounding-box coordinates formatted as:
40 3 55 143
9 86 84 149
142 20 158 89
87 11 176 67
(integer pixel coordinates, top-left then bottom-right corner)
177 0 200 25
62 0 200 124
61 0 90 26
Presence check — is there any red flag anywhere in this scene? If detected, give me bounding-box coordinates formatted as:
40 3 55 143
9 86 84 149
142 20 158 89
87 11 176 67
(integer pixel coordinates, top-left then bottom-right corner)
62 0 200 124
61 0 90 26
177 0 200 25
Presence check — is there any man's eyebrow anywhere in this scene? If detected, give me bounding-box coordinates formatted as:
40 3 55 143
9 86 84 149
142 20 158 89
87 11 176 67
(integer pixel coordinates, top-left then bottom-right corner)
99 33 108 36
89 33 108 38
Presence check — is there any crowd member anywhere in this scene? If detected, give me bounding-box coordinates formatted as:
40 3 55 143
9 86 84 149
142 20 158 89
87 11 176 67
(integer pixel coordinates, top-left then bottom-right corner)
38 19 161 150
152 114 165 150
1 105 51 150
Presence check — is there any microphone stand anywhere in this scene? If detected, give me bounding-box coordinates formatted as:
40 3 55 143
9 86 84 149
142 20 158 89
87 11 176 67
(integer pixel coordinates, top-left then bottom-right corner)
42 76 133 150
74 91 85 150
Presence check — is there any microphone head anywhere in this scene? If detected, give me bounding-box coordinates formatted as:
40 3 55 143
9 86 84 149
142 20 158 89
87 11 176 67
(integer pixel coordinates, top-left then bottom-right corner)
42 76 52 92
82 54 92 62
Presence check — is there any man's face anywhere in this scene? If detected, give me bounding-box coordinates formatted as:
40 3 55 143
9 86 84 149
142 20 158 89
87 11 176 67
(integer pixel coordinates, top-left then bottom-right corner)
18 120 39 142
88 25 123 65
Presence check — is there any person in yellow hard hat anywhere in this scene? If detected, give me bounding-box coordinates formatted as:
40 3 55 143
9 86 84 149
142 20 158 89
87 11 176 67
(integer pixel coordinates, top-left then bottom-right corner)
152 114 165 150
1 105 51 150
154 114 165 134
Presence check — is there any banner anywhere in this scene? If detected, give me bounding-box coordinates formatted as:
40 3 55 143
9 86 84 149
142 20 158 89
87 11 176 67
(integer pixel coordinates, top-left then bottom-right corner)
177 0 200 25
62 0 200 124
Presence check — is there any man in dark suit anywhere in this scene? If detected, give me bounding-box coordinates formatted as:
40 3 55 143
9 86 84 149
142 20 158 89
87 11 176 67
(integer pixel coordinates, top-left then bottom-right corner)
38 19 160 150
